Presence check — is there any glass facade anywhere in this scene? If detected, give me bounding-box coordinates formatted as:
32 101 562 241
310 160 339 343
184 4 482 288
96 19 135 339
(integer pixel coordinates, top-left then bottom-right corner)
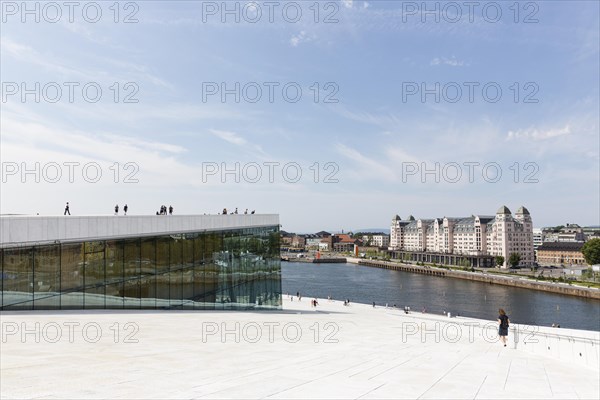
1 226 281 310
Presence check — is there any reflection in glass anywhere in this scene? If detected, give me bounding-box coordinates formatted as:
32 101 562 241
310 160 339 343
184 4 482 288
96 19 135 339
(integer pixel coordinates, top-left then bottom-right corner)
123 239 141 309
34 244 61 309
169 236 183 308
1 227 281 310
60 243 84 309
182 237 195 309
85 241 106 309
105 241 124 309
3 248 34 309
140 238 157 309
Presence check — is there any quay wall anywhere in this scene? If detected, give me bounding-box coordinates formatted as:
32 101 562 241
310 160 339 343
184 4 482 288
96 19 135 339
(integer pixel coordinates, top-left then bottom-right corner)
347 258 600 300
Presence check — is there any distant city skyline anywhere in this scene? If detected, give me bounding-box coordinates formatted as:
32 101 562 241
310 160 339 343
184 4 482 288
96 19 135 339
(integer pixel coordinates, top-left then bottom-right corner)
1 1 598 232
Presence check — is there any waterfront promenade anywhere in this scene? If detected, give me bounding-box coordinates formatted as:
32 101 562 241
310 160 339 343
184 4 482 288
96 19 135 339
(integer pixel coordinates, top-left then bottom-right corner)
2 298 598 399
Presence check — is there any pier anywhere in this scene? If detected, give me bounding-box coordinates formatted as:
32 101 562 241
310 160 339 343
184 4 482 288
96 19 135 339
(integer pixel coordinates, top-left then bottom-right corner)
359 259 446 276
282 257 347 264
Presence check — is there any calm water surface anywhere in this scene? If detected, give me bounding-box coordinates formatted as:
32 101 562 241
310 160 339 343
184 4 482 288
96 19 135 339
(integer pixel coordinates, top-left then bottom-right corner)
282 262 600 331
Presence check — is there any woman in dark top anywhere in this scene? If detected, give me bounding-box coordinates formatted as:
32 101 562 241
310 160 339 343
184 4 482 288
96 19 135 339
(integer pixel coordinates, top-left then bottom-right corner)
498 308 510 347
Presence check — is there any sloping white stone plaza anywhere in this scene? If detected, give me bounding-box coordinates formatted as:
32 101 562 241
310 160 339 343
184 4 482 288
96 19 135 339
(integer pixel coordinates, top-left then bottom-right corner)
1 298 599 399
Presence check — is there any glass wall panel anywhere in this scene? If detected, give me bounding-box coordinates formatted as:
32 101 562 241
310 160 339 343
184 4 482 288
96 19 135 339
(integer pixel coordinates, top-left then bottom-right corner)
140 238 157 309
1 224 281 310
181 237 195 309
168 236 183 308
202 233 219 309
84 241 106 309
122 239 141 308
155 236 170 308
2 248 34 309
105 241 124 309
60 243 84 309
0 250 3 308
192 235 205 309
33 244 61 309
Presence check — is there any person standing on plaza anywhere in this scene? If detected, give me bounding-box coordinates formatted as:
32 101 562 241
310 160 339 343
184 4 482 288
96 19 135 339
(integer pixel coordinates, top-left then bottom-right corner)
124 204 128 215
64 202 70 215
498 308 510 347
169 205 173 215
114 204 119 215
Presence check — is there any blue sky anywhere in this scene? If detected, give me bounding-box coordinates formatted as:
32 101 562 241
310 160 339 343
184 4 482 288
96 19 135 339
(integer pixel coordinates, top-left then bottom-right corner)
1 0 598 232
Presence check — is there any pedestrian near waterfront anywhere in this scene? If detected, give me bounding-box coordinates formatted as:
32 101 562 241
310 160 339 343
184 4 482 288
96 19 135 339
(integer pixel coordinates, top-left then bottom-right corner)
372 302 376 308
498 308 510 347
124 204 128 215
114 204 119 215
169 205 173 215
64 202 70 215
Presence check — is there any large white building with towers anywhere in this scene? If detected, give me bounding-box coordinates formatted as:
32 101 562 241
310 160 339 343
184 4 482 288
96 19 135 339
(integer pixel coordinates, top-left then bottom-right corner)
389 206 534 268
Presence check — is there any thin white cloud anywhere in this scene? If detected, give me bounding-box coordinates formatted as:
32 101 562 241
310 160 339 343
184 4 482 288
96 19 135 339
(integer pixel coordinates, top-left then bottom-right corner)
99 58 173 89
341 0 371 11
430 56 467 67
209 129 247 146
335 143 396 181
0 115 198 188
103 134 187 154
289 31 316 47
1 37 172 89
331 105 403 130
0 37 83 77
507 125 571 141
209 129 269 159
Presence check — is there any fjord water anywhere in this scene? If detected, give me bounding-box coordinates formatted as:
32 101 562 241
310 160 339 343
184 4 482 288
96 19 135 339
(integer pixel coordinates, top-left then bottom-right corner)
282 262 600 331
